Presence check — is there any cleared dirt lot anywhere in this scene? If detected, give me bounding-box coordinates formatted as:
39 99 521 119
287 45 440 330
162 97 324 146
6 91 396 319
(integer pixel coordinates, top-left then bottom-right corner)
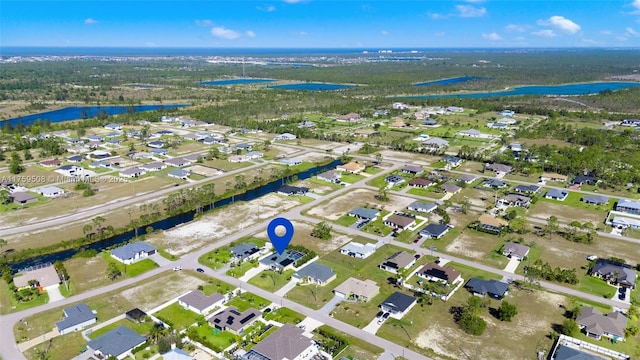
185 164 221 177
306 188 416 220
529 201 606 225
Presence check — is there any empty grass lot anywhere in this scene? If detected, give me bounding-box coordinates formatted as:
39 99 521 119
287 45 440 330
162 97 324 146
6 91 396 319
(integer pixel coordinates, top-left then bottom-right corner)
314 325 384 360
154 302 204 331
192 324 238 352
248 269 295 292
226 292 270 311
335 214 357 227
23 332 86 360
263 307 305 324
341 173 365 183
87 318 155 339
406 187 445 199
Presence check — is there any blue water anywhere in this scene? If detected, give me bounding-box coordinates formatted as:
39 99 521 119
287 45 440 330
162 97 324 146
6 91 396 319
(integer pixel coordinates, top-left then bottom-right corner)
408 82 640 99
200 78 275 86
268 83 354 91
2 104 189 127
8 159 342 272
414 76 486 87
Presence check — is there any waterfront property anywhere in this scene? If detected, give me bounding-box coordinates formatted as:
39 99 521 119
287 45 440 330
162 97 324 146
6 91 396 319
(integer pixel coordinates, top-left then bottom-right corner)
110 241 157 265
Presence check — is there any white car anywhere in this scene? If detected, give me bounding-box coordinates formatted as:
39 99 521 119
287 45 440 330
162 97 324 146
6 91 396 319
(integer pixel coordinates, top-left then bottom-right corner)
173 266 182 271
586 255 598 261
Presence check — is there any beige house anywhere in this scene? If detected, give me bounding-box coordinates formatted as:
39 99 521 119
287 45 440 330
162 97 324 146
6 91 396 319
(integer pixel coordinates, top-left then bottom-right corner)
336 161 365 174
333 278 380 302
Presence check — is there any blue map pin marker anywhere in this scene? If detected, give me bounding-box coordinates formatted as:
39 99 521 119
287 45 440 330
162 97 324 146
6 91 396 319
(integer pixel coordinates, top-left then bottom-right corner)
267 217 294 255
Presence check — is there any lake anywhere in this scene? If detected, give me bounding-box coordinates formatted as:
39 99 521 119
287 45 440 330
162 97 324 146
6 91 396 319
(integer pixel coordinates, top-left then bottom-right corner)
268 83 354 91
414 76 486 87
408 81 640 98
200 78 275 86
2 104 189 127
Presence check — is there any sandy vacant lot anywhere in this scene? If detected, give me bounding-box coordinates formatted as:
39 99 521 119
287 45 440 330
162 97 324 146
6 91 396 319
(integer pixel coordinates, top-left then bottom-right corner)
445 231 496 259
252 219 353 255
529 201 605 224
119 272 206 311
306 188 415 220
149 194 300 255
185 165 221 177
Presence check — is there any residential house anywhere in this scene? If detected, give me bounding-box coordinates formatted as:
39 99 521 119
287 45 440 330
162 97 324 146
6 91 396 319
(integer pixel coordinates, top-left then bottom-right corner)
242 324 318 360
487 122 509 130
259 249 306 272
202 137 221 145
502 242 530 261
407 201 437 213
348 208 380 221
150 148 169 157
572 176 598 186
164 157 192 167
11 192 37 205
178 290 225 315
317 170 341 183
392 102 408 110
292 263 337 286
147 141 165 149
373 110 388 117
442 156 463 169
621 119 640 127
162 348 193 360
484 179 507 189
590 259 637 288
66 138 84 146
140 161 167 172
119 167 146 178
446 106 464 113
457 174 478 184
576 307 627 341
465 278 509 299
333 278 380 302
279 158 303 166
498 117 517 125
384 214 416 231
335 112 361 122
609 216 640 230
89 161 112 169
276 185 309 196
231 243 262 262
245 151 264 160
273 133 297 141
441 184 461 194
545 189 569 201
408 178 433 188
168 169 191 180
379 251 416 274
422 137 449 150
39 159 62 167
336 161 365 174
401 165 424 175
422 119 438 126
85 135 104 142
582 195 609 206
55 303 97 335
340 242 377 259
478 214 509 234
86 325 146 360
510 143 523 152
389 118 408 128
354 129 380 137
485 163 513 174
380 292 417 318
110 241 156 265
182 134 200 142
540 173 568 183
615 199 640 215
514 184 540 194
208 306 261 335
67 155 84 163
13 264 60 290
104 123 123 131
385 174 405 187
420 223 450 239
499 110 515 117
236 143 253 151
550 341 612 360
156 130 174 136
456 129 481 137
417 262 461 284
298 121 316 128
35 186 65 198
498 194 531 208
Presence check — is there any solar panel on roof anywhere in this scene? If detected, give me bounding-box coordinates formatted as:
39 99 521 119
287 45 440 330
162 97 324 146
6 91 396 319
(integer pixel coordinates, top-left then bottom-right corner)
240 313 256 324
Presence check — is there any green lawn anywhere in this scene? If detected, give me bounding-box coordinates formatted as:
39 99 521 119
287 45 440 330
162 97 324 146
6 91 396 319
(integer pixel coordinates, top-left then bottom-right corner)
226 260 259 278
248 269 295 292
539 190 614 212
335 214 357 227
24 332 86 360
314 325 384 360
154 302 204 331
366 175 388 188
88 319 154 339
263 307 305 324
193 324 239 352
578 276 617 299
0 280 50 315
226 292 270 311
364 166 383 175
341 173 366 183
199 247 233 270
447 262 502 281
407 187 445 199
361 211 392 236
101 253 158 277
291 195 315 204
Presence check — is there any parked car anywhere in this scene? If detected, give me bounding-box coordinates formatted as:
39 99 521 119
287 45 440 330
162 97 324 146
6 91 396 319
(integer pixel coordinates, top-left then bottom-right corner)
413 237 420 243
172 266 182 271
376 311 384 318
382 312 390 320
619 292 626 301
619 287 626 294
196 268 205 273
586 255 598 261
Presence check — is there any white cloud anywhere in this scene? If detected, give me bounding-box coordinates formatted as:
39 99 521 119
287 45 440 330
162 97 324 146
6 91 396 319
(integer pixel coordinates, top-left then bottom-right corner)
195 19 214 27
84 18 99 25
634 0 640 10
428 12 447 19
435 32 446 37
211 26 241 40
626 27 640 36
456 5 486 17
283 0 306 3
537 15 581 34
297 31 309 36
257 5 276 12
515 36 526 42
381 30 389 35
532 29 556 37
600 30 613 35
505 24 526 32
463 0 485 2
482 32 502 41
246 30 256 38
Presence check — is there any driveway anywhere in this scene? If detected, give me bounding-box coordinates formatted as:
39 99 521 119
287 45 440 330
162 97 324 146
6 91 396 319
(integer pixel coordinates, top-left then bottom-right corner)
239 264 266 282
503 257 520 274
149 253 172 267
274 278 298 297
362 315 385 334
318 295 342 315
45 285 64 303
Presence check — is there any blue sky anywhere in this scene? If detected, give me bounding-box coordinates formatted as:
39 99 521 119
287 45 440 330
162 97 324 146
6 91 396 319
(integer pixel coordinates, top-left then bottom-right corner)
2 0 640 48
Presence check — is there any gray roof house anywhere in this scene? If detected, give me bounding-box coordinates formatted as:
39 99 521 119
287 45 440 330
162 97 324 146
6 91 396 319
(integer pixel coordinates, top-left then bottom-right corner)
231 243 261 262
11 192 37 205
86 325 146 359
441 184 461 194
340 242 377 259
484 179 507 189
162 348 193 360
401 165 424 175
168 169 191 180
55 303 97 335
348 207 380 221
208 306 262 335
465 278 509 299
422 137 449 149
379 251 416 274
576 307 627 341
514 184 540 194
259 249 306 272
35 186 65 198
545 188 569 201
615 199 640 215
380 292 417 318
420 223 450 239
164 157 191 167
485 163 513 174
317 170 341 183
498 194 531 208
110 241 156 265
178 290 225 315
242 324 317 360
591 259 637 288
292 263 337 286
582 195 609 205
407 201 437 213
502 242 530 261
